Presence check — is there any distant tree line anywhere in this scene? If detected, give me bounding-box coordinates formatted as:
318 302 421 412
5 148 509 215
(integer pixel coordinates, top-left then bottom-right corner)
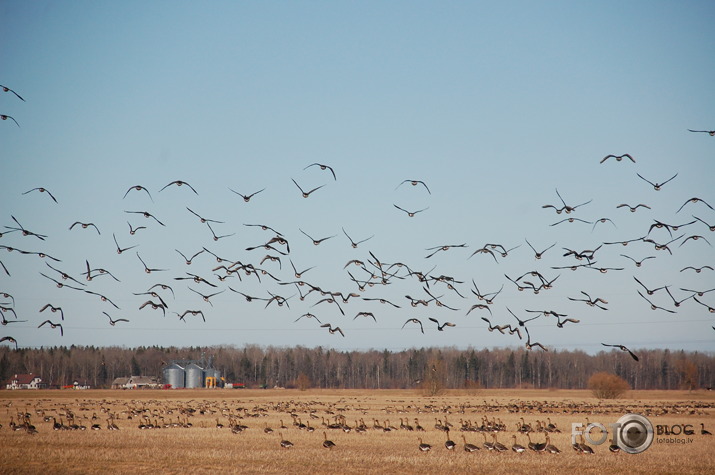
0 345 712 391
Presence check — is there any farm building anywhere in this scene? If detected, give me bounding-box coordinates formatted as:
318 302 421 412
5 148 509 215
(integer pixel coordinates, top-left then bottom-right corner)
162 358 223 388
111 376 160 389
5 373 44 390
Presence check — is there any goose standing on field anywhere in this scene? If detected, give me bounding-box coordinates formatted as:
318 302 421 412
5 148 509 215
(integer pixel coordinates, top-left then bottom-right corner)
511 435 527 453
461 434 480 452
444 430 456 451
492 433 508 452
418 437 432 452
608 438 621 453
414 418 425 432
544 435 561 454
322 431 336 449
526 433 545 453
575 434 594 454
481 432 495 451
279 433 293 448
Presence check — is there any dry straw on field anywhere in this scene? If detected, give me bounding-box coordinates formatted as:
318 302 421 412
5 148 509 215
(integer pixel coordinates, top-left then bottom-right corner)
1 388 714 474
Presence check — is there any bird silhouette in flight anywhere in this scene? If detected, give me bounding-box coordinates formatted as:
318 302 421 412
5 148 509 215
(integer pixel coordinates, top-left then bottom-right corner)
38 320 64 336
123 185 153 202
22 187 58 203
524 327 547 351
229 187 265 202
1 114 19 127
394 204 428 217
40 303 65 321
688 129 715 136
300 229 335 246
617 203 651 213
402 318 424 334
637 173 678 191
600 153 635 163
1 84 25 101
103 312 130 326
69 222 101 234
291 178 324 198
620 254 655 268
525 239 556 259
396 179 431 194
342 228 374 248
676 197 713 214
160 180 198 195
321 323 345 336
304 163 337 180
601 343 639 361
428 317 455 331
295 313 322 324
125 210 165 226
636 290 676 314
0 336 18 349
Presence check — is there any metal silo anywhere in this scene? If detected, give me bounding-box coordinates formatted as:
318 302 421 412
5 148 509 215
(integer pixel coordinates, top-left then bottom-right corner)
185 363 204 388
163 363 185 389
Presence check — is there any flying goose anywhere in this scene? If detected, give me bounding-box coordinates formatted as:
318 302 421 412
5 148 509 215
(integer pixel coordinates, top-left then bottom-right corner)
601 343 639 361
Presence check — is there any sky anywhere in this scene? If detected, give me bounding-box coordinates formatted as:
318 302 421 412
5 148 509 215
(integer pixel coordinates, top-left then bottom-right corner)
1 1 714 355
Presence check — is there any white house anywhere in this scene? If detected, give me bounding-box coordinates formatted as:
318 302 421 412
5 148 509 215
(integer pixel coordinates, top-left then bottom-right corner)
5 373 44 390
111 375 159 389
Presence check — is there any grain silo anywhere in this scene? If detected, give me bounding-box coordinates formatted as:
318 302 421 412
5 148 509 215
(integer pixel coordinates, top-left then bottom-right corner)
204 367 221 387
185 362 204 388
163 363 185 389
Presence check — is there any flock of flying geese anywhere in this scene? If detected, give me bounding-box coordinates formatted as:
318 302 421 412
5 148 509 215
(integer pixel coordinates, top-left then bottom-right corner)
1 83 714 358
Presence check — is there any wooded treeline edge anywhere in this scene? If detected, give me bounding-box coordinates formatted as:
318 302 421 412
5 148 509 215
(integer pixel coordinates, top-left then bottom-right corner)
1 345 712 390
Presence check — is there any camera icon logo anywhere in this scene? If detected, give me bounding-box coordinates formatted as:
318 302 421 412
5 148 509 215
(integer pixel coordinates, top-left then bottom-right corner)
615 414 654 454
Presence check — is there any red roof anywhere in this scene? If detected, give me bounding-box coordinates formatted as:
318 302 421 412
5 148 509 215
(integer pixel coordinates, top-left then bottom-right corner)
12 374 39 385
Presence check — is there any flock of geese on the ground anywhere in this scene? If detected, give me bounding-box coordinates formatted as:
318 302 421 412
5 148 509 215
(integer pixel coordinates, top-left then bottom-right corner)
1 83 714 355
2 396 713 456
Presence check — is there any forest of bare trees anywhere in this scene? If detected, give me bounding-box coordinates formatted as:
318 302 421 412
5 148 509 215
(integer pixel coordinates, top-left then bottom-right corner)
1 345 713 391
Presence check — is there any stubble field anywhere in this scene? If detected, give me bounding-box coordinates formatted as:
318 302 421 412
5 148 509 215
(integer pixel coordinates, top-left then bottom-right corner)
1 388 714 474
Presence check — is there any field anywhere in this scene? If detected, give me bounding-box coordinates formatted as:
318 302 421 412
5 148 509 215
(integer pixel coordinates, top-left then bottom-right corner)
2 388 714 474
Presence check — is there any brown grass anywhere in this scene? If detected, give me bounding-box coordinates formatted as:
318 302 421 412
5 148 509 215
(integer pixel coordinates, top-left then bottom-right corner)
1 388 714 474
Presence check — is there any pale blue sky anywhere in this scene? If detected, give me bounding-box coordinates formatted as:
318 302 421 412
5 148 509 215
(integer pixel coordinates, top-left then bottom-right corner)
1 1 714 354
